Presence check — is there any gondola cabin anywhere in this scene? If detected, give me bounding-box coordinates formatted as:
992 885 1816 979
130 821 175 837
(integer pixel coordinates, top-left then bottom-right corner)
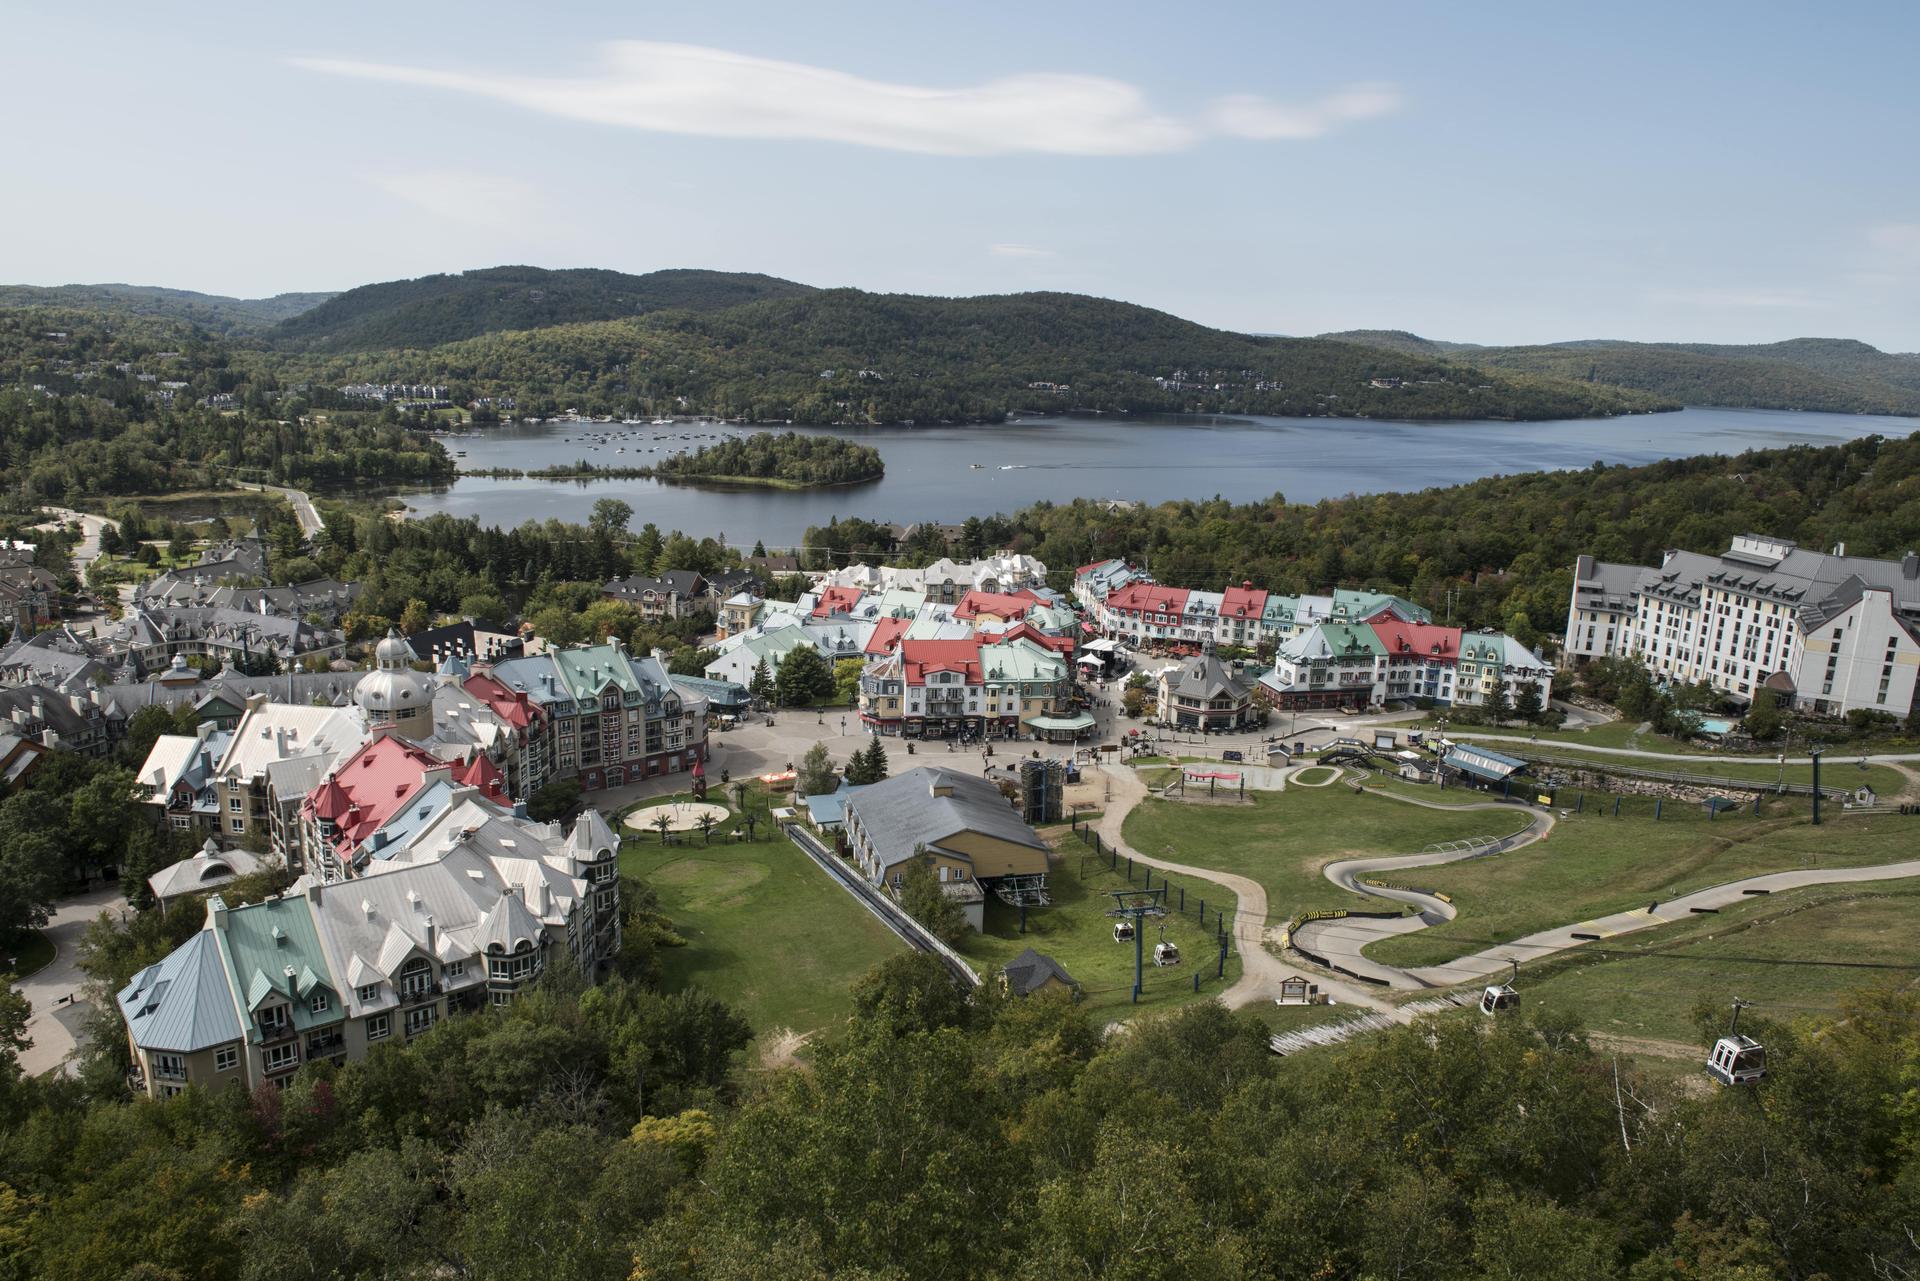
1152 940 1181 967
1479 983 1519 1016
1707 1034 1766 1086
1112 921 1135 944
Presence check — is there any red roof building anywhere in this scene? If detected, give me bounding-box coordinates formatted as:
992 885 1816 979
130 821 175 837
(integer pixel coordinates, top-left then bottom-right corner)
865 616 911 656
899 639 984 685
953 589 1040 622
303 733 447 867
452 752 507 801
461 671 539 731
811 586 865 618
1220 582 1269 622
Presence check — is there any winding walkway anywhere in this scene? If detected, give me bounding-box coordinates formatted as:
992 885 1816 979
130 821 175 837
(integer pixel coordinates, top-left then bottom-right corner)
1094 766 1397 1016
1441 729 1920 767
1295 783 1920 991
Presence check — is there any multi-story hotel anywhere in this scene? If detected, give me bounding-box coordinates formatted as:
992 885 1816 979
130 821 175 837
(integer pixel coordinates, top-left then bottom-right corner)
1564 535 1920 717
1260 620 1553 712
487 639 708 792
115 802 619 1098
857 635 1083 740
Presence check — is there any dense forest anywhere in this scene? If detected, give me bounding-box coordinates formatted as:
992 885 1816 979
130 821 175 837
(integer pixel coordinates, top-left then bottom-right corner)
804 431 1920 653
268 287 1672 424
2 929 1916 1280
1323 330 1920 416
652 431 883 487
0 283 332 335
269 267 816 353
0 309 453 501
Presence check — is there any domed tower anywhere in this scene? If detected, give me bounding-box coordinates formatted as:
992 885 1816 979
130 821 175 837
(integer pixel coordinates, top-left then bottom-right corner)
355 629 432 738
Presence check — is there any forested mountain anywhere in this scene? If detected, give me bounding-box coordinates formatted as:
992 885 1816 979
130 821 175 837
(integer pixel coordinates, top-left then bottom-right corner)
1322 330 1920 415
0 283 333 334
273 287 1672 423
268 266 817 353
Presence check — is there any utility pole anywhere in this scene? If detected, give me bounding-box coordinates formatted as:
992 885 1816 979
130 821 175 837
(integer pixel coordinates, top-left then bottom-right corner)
1809 744 1824 826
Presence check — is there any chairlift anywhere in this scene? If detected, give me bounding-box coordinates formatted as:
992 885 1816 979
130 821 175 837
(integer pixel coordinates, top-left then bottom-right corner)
1479 958 1520 1016
1706 999 1766 1086
1152 926 1181 967
1112 920 1135 944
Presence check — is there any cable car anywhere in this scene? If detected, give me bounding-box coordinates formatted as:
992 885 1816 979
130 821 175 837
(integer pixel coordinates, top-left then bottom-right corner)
1707 1034 1766 1086
1112 920 1135 944
1479 959 1520 1016
1152 938 1181 967
1706 1000 1765 1086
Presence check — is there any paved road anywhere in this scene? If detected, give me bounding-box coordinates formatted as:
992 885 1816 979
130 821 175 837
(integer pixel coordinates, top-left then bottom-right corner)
31 506 119 576
18 885 129 1077
1094 765 1398 1016
237 481 325 536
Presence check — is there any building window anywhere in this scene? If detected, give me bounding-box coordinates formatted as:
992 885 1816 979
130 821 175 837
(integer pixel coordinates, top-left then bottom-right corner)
403 1006 435 1038
214 1045 239 1072
263 1043 299 1073
152 1052 185 1079
445 960 465 979
355 984 380 1004
366 1013 391 1041
399 957 432 998
309 992 330 1015
258 1006 288 1038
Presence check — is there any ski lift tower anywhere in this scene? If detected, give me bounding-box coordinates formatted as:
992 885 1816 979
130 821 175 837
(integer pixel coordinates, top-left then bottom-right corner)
1106 888 1168 1003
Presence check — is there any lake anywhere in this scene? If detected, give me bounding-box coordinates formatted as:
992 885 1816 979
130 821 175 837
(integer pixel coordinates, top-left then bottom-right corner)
396 407 1912 548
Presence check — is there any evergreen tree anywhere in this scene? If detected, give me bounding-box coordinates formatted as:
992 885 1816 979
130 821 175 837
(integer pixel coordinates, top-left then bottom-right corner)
774 645 833 708
748 659 775 704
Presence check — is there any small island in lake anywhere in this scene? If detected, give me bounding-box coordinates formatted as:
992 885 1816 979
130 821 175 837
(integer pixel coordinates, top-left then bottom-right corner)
652 431 884 489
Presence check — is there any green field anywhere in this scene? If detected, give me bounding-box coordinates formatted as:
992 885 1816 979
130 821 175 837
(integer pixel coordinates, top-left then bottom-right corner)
1428 725 1909 795
1511 881 1920 1043
955 831 1241 1017
1290 766 1341 786
1365 809 1914 969
1121 786 1534 921
620 822 902 1041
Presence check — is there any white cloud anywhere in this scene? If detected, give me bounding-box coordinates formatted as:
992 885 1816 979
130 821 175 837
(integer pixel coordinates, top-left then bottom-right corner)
366 169 549 231
291 42 1398 157
989 243 1054 258
1647 286 1831 310
1207 82 1401 140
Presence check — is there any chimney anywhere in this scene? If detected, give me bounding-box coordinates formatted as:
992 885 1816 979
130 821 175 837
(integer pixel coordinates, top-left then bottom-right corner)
424 914 436 958
306 880 323 907
283 964 298 997
206 894 228 932
1904 551 1918 581
1833 542 1846 556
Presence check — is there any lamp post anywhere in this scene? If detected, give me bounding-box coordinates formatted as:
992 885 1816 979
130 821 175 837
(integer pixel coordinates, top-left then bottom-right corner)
1810 744 1824 826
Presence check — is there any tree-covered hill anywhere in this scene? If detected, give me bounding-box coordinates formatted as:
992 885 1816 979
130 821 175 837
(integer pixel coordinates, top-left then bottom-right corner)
1322 330 1920 416
272 287 1674 423
268 266 817 353
0 283 333 334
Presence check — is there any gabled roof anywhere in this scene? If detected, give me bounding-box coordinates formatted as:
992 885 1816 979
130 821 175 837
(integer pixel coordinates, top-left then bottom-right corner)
843 767 1046 873
1105 582 1190 616
899 639 984 685
475 888 544 955
1003 947 1078 996
1369 619 1462 660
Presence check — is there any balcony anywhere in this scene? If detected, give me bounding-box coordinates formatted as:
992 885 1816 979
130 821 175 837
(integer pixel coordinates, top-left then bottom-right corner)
306 1031 346 1057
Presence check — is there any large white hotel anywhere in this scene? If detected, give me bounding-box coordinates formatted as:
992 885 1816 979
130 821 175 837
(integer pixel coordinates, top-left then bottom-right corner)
1563 534 1920 718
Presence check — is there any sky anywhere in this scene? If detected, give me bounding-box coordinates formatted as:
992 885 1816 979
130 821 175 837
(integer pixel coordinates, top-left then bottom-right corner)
2 1 1916 348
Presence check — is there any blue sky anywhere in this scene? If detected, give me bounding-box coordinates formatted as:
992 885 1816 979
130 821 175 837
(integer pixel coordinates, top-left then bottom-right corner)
3 2 1915 347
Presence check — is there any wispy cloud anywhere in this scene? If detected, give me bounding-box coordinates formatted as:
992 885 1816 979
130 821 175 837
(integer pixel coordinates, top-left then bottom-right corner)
291 42 1399 157
1647 286 1831 310
989 243 1054 258
366 169 549 231
1867 222 1920 267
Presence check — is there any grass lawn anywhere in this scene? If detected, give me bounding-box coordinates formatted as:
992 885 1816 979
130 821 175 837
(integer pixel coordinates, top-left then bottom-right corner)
620 817 902 1041
3 931 54 980
1513 880 1920 1043
1366 808 1916 969
955 832 1242 1018
1511 741 1905 796
1354 776 1496 807
1122 786 1534 921
1291 766 1341 786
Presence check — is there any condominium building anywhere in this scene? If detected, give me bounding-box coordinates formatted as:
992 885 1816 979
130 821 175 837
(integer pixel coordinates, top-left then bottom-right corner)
485 639 707 792
1563 535 1920 716
857 636 1080 739
116 804 619 1099
1259 621 1552 712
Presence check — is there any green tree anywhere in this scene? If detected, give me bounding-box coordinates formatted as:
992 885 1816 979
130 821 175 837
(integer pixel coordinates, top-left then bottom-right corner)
1512 677 1544 724
747 658 775 704
774 644 833 707
588 497 633 534
526 778 582 823
898 858 968 947
796 743 837 798
1744 687 1786 740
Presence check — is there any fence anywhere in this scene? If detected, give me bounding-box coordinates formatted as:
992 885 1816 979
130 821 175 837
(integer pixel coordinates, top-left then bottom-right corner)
785 825 981 988
1068 813 1232 977
1517 750 1849 801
